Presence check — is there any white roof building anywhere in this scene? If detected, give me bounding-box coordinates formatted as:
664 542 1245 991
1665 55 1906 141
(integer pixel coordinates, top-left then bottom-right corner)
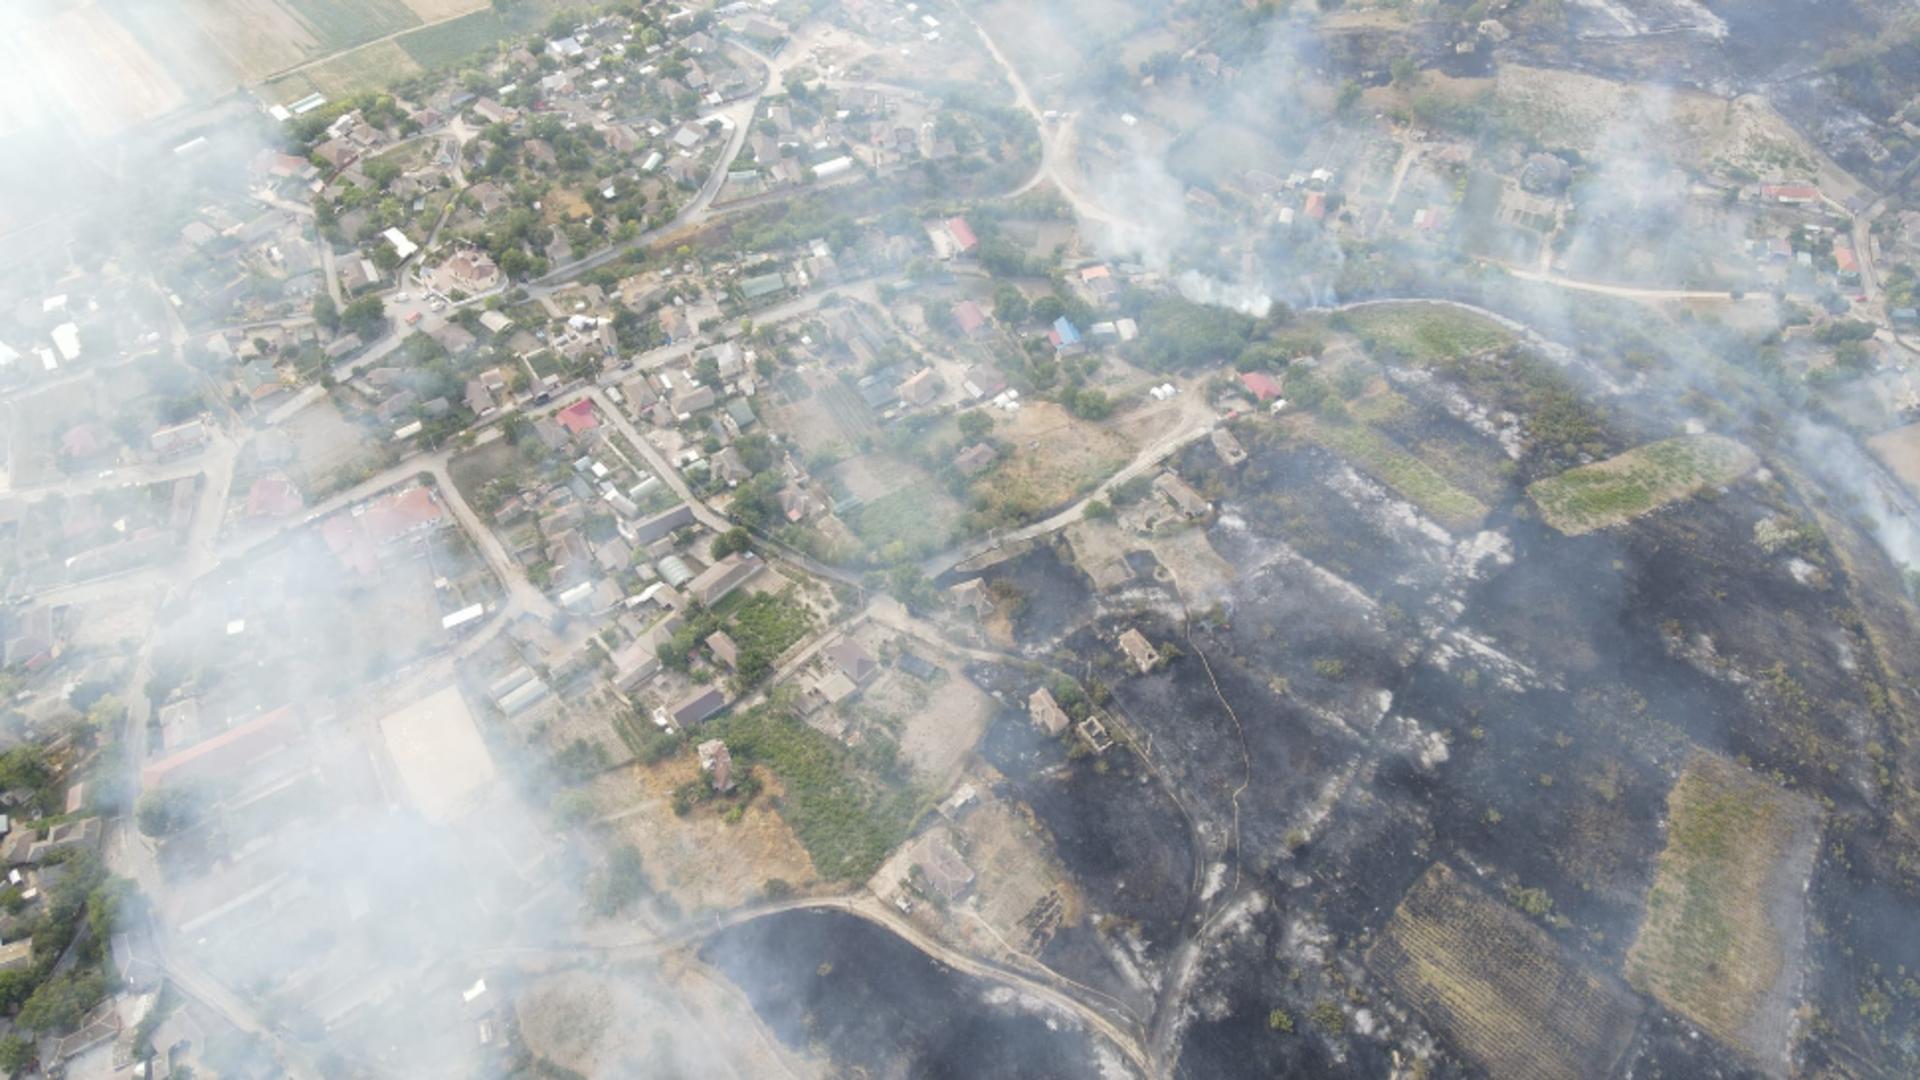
383 227 419 261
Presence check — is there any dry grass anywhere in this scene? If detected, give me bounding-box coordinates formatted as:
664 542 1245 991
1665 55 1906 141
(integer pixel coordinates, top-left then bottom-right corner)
589 756 817 913
1369 863 1642 1080
1868 422 1920 502
971 401 1132 523
1625 754 1820 1055
1528 434 1756 535
299 38 423 97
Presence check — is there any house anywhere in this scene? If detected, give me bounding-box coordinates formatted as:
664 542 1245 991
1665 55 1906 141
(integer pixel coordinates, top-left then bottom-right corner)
1239 371 1283 402
897 652 938 681
826 639 879 685
465 380 497 417
1078 264 1119 306
706 630 739 669
556 399 600 436
438 249 502 293
1118 628 1159 673
1210 427 1247 466
945 216 977 254
1048 316 1083 356
961 365 1007 400
673 385 718 416
1028 687 1070 736
382 227 418 261
1155 471 1210 517
949 579 992 618
899 368 939 406
686 552 766 606
912 831 974 900
631 504 696 545
150 419 208 457
953 442 997 477
1759 184 1820 204
812 669 859 707
672 686 728 727
952 300 988 338
140 706 299 788
697 739 735 792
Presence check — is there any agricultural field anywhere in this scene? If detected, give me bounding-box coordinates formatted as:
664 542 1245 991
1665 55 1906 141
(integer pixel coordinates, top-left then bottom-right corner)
1527 434 1757 535
1368 863 1643 1080
1625 754 1822 1061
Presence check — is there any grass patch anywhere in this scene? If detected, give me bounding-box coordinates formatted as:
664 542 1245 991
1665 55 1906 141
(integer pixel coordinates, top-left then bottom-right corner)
1368 863 1642 1080
849 485 958 560
706 698 919 881
1345 305 1514 361
1625 754 1818 1052
1527 435 1756 535
1304 419 1489 532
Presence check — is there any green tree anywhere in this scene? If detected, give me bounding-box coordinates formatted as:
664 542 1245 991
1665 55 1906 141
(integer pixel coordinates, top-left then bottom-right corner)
957 410 993 440
711 527 752 560
313 294 340 331
1031 295 1066 325
135 787 199 839
341 295 387 337
992 284 1029 324
0 1034 31 1075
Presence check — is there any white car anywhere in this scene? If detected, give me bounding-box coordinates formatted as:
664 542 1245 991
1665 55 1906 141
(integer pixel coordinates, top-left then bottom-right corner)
395 292 410 302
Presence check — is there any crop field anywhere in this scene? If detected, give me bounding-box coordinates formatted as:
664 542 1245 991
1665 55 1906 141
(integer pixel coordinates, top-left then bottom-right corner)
300 39 424 96
1625 754 1821 1058
281 0 420 53
397 8 511 68
1302 418 1490 533
1527 434 1757 535
1368 863 1642 1080
1343 304 1514 362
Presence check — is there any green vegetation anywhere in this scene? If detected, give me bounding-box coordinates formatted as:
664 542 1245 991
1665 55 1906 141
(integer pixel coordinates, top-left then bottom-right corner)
849 486 958 560
1626 756 1814 1052
707 698 919 881
1304 420 1490 532
1267 1007 1294 1033
1128 296 1260 371
1345 306 1512 361
398 10 517 70
727 591 816 684
0 852 129 1036
1527 435 1756 535
586 845 650 916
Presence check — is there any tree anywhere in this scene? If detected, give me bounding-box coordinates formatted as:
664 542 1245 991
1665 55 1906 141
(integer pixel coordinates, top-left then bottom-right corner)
135 787 199 839
993 284 1029 325
341 295 387 337
313 294 340 332
711 527 752 560
957 410 993 440
693 355 723 388
0 1034 31 1075
1031 295 1066 325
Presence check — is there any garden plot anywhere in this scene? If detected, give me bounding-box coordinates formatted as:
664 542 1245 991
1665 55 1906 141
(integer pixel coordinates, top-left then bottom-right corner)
1369 862 1643 1080
1527 434 1757 535
1625 753 1822 1066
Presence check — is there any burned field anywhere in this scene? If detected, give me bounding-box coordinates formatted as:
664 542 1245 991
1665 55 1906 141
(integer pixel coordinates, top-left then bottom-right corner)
936 307 1920 1077
699 909 1131 1079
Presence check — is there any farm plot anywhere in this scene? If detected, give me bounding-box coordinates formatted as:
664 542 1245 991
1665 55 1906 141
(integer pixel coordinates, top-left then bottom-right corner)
397 8 508 68
1527 434 1757 535
1624 753 1822 1062
299 38 423 96
1368 862 1642 1080
848 485 962 559
969 401 1132 528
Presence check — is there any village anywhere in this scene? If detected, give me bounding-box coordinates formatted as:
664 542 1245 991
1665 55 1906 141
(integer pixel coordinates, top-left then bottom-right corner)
6 0 1920 1076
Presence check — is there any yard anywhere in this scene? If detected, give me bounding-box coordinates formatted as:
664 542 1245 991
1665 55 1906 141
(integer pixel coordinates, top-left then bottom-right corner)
848 485 962 561
967 401 1132 532
705 697 921 883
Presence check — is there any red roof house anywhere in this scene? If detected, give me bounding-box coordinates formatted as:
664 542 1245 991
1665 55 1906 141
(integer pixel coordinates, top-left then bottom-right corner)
556 398 600 436
246 475 304 518
1240 371 1284 402
946 216 978 253
952 300 987 337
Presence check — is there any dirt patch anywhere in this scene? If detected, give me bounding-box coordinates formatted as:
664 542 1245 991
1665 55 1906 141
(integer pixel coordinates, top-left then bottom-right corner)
973 401 1133 522
589 756 817 912
1625 753 1822 1067
283 397 384 493
1369 862 1643 1080
863 663 994 784
1867 422 1920 501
